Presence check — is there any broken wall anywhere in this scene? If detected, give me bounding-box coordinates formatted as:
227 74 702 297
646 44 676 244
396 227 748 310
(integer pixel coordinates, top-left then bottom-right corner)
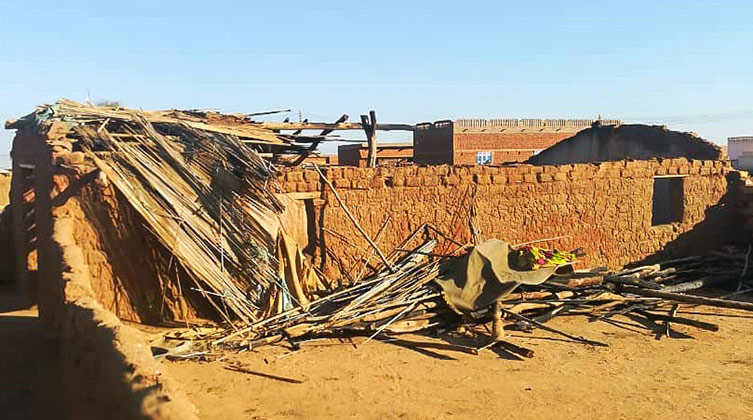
529 124 724 165
278 159 736 281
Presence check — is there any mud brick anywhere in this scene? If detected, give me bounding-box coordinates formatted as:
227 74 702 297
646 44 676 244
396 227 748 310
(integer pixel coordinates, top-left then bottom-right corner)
423 176 439 187
286 171 304 182
474 174 491 185
522 173 537 183
537 173 553 182
333 178 350 188
445 175 461 186
405 177 421 187
492 174 508 184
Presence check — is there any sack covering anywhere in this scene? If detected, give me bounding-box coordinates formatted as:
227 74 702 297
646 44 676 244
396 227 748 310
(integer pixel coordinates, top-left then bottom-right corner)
434 239 558 313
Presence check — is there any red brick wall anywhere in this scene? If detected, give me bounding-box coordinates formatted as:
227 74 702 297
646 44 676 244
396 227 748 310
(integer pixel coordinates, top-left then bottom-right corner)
454 132 579 164
338 147 362 167
278 159 736 282
455 150 535 165
455 132 576 151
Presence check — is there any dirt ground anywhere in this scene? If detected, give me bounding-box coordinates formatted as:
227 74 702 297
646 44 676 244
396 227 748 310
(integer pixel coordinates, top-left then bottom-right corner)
0 284 65 420
166 306 753 420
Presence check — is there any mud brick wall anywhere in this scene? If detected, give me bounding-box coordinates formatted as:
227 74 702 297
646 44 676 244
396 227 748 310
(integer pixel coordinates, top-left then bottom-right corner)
278 159 736 281
7 125 199 419
736 171 753 238
0 172 9 207
0 173 12 284
10 121 211 323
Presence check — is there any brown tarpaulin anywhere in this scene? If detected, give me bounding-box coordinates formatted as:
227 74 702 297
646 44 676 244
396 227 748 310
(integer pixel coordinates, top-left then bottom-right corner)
274 229 326 313
434 239 558 313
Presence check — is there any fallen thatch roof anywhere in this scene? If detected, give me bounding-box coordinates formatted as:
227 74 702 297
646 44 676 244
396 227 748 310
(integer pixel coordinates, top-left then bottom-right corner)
8 99 322 324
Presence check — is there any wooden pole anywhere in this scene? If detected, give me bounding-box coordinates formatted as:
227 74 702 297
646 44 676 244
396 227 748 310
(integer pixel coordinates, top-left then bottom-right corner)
361 112 378 168
255 121 414 131
312 163 395 272
287 114 348 166
622 287 753 311
368 110 377 168
491 300 504 341
501 308 609 347
320 114 349 137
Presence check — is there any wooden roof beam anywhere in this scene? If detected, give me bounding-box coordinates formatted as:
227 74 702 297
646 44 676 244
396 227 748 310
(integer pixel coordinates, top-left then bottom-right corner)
253 122 415 131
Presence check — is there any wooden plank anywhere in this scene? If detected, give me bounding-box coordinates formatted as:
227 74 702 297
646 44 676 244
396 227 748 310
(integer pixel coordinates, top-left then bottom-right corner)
623 287 753 311
284 192 322 200
254 121 415 131
312 163 395 272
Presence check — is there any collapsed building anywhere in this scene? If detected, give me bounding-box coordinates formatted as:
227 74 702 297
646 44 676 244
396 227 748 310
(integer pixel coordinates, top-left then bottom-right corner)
0 100 750 419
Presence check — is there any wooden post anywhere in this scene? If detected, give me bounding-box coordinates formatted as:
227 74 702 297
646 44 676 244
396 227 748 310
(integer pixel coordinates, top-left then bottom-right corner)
491 300 504 341
312 163 395 272
368 110 377 167
361 110 378 167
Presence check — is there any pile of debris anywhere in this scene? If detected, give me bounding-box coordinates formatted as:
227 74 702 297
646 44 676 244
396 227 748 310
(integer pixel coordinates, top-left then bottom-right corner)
154 238 753 360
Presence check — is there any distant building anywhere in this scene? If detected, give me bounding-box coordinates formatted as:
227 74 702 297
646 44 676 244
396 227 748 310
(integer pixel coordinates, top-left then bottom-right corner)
338 143 413 167
413 118 620 165
737 152 753 171
728 136 753 168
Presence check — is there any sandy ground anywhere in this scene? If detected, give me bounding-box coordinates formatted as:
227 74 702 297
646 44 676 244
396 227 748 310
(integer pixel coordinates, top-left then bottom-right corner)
166 306 753 420
0 284 65 420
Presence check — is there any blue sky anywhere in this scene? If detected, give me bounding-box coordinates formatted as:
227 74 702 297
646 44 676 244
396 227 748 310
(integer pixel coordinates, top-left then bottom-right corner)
1 0 752 168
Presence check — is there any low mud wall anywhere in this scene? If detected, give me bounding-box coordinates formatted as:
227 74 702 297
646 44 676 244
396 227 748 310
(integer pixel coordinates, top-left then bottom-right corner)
9 124 198 419
53 213 199 420
0 172 13 284
737 171 753 237
278 159 738 280
0 171 9 207
68 179 212 324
